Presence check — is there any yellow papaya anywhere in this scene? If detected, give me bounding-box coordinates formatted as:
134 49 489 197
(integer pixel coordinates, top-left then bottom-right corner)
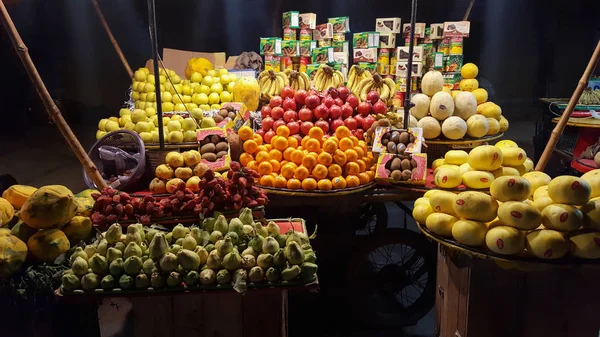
20 185 78 229
75 197 94 217
0 234 28 278
75 189 98 199
2 185 37 209
10 221 38 242
0 198 14 227
62 216 93 244
27 229 70 262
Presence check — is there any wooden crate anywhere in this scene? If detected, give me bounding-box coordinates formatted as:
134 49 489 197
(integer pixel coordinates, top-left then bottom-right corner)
435 245 600 337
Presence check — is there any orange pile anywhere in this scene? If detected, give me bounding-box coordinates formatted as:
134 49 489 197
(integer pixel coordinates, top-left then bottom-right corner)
237 125 376 191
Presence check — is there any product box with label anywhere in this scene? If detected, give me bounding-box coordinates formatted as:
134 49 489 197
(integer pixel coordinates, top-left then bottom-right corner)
358 62 377 76
282 11 300 29
313 23 333 40
396 61 423 77
306 63 321 80
373 127 423 154
375 17 401 34
260 37 282 55
433 52 444 70
443 72 462 90
332 41 349 53
378 48 390 65
333 33 346 42
353 32 380 48
312 47 334 64
379 33 397 48
281 40 299 57
299 13 317 29
299 28 312 41
298 40 316 57
328 16 350 33
280 57 293 71
430 23 444 39
375 152 427 186
197 128 231 172
333 52 348 66
353 48 378 63
396 46 424 61
318 39 332 47
402 23 426 38
283 28 297 41
264 55 281 71
444 54 463 72
377 64 390 75
443 21 470 37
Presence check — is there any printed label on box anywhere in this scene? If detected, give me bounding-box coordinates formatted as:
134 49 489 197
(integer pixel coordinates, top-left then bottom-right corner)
298 41 314 57
376 17 401 33
353 48 378 63
328 16 350 33
299 13 317 29
430 23 444 39
283 28 297 41
443 21 470 37
313 23 333 40
396 46 424 61
353 32 380 48
396 61 423 77
260 37 282 55
312 47 334 64
379 33 396 48
281 40 299 57
306 64 321 80
282 11 299 29
402 23 426 38
332 41 349 53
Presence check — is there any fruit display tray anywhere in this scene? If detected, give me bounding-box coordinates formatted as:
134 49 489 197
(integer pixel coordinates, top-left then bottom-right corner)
259 181 376 197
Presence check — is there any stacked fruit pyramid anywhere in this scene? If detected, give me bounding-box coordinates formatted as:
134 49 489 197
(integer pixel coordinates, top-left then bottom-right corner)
411 64 508 140
414 167 600 260
61 211 317 292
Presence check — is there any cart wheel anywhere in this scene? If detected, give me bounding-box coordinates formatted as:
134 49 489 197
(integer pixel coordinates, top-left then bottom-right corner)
345 228 436 327
355 203 388 234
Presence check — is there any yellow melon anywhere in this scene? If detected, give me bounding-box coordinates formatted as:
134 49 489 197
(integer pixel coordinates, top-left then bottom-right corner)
429 190 458 216
471 88 488 105
490 176 531 202
27 229 70 262
525 229 568 259
481 103 502 120
423 190 438 199
580 169 600 198
444 150 469 165
462 171 495 189
62 216 93 244
0 198 15 227
541 204 583 232
569 231 600 259
522 172 552 200
2 185 37 210
581 199 600 230
497 201 542 230
412 204 433 224
425 213 458 236
490 167 520 178
547 176 591 206
533 197 554 212
434 168 462 189
498 116 509 132
485 226 525 255
523 158 534 172
452 219 488 247
232 77 260 111
0 234 28 278
500 147 527 167
459 78 479 92
533 185 549 201
467 145 503 171
466 115 489 138
414 197 430 207
433 164 460 176
431 158 446 171
459 163 474 175
486 217 503 229
453 191 498 222
494 140 518 149
477 101 495 114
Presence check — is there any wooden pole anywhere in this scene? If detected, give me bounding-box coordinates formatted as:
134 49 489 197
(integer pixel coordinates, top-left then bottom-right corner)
535 40 600 171
463 0 475 21
92 0 133 78
0 0 108 189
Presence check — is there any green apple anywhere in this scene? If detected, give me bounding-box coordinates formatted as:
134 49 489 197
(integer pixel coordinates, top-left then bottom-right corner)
161 92 172 102
184 130 198 142
120 108 131 116
134 69 147 81
219 74 231 85
227 82 235 92
167 131 184 143
135 121 152 133
139 132 152 143
174 103 186 112
171 74 181 84
181 118 197 131
207 69 217 77
98 119 109 131
220 91 232 103
190 72 203 83
210 83 223 94
200 104 211 111
151 130 160 143
210 104 221 110
182 95 192 103
124 122 136 131
201 117 216 128
208 93 220 105
146 92 156 102
201 76 213 86
185 103 198 111
96 130 107 140
191 108 204 120
167 120 182 132
162 102 175 112
218 68 229 76
120 114 132 127
132 92 140 101
131 109 147 123
171 114 183 121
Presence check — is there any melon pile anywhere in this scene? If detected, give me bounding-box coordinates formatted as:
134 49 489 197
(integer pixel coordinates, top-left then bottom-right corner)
412 64 508 140
432 140 533 189
413 170 600 260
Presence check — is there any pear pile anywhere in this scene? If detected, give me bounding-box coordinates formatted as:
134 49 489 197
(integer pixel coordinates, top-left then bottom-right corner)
61 208 317 292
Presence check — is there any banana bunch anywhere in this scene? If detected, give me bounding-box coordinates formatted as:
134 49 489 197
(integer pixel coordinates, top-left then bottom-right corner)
284 70 311 91
312 65 345 92
355 74 397 103
258 70 289 99
579 88 600 105
347 65 372 96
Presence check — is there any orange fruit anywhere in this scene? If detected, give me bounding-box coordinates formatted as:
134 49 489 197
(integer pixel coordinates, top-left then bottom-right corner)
253 133 263 145
353 146 365 159
302 153 318 169
339 137 354 151
271 172 278 177
243 140 258 154
281 164 296 179
258 161 273 175
256 145 268 153
328 164 342 178
239 153 254 167
308 127 324 140
362 156 372 167
305 138 321 153
349 136 359 146
260 175 276 187
246 160 258 171
317 152 333 166
268 149 283 162
294 166 310 180
322 139 338 154
335 126 351 139
328 136 340 144
356 159 367 172
274 175 287 188
317 179 333 191
332 176 347 189
290 149 304 165
287 136 299 148
302 178 318 191
269 159 281 173
346 175 360 187
333 149 347 166
283 147 295 161
287 162 298 169
301 136 309 148
238 126 254 141
345 162 360 176
345 149 358 162
358 172 371 185
276 125 290 137
272 136 289 151
312 164 329 179
365 170 375 180
264 144 273 151
255 150 270 163
358 140 368 153
287 178 302 189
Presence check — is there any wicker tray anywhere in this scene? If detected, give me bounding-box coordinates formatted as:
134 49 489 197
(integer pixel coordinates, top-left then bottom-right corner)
259 181 376 197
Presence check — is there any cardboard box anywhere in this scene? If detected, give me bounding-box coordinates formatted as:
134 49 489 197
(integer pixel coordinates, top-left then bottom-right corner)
312 47 334 64
333 33 346 42
449 36 464 55
396 61 423 77
281 40 299 57
282 11 300 29
328 16 350 33
375 153 427 186
306 64 321 80
318 39 332 47
353 32 380 48
433 52 445 70
299 13 317 29
332 41 349 53
443 72 462 90
298 41 316 57
197 128 231 172
260 37 282 55
444 54 463 72
397 46 424 61
376 17 401 33
313 23 333 40
373 127 423 153
378 48 390 65
358 62 377 76
222 102 249 132
333 52 348 66
443 21 470 37
264 55 281 71
353 48 378 63
299 28 312 41
430 23 444 39
379 33 397 48
283 28 297 41
402 23 426 38
377 64 390 75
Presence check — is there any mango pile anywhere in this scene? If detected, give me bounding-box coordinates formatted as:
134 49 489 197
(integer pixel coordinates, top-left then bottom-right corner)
414 171 600 260
61 208 317 292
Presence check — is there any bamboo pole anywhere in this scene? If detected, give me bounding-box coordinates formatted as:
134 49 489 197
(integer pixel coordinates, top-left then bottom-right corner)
92 0 133 78
0 0 108 189
463 0 475 21
535 40 600 171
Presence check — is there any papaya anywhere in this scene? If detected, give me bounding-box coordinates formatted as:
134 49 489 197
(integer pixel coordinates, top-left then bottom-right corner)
10 221 38 243
0 234 28 278
20 185 78 229
74 197 94 217
62 216 92 244
0 198 15 227
27 229 70 262
75 189 99 198
2 185 37 210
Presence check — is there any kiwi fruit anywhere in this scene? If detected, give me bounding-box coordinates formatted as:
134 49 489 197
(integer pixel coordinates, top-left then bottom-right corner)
411 159 417 168
215 142 229 152
382 132 391 140
216 151 228 159
390 132 400 143
228 112 236 119
219 109 229 118
391 170 403 181
387 142 397 153
201 153 217 162
401 169 412 181
401 159 412 171
381 138 389 146
214 115 224 123
200 138 212 146
200 143 216 154
210 135 222 144
396 143 406 153
390 157 402 171
399 132 409 145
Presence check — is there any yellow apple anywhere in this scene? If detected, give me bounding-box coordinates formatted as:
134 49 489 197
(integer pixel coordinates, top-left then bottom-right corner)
218 68 228 76
96 130 107 140
208 93 220 105
181 118 197 131
132 92 140 100
145 107 156 117
198 85 210 95
174 103 186 111
159 68 166 76
220 91 232 103
201 76 213 86
105 120 120 132
131 109 147 123
207 69 217 77
183 130 198 142
191 108 204 120
171 74 181 84
147 75 155 84
182 80 190 86
189 82 200 89
229 74 238 82
146 92 156 102
168 69 176 77
162 117 170 126
200 104 211 111
210 83 223 94
140 67 150 74
159 75 166 84
162 102 174 112
219 74 231 84
171 114 183 121
135 121 152 133
167 120 182 132
124 121 136 131
167 131 184 143
120 108 131 116
144 83 155 93
98 119 109 131
134 70 147 81
185 103 198 111
172 94 183 104
210 104 221 110
227 82 235 92
190 72 203 83
151 130 160 143
182 85 192 96
161 91 172 102
120 114 132 127
182 95 192 103
139 93 147 101
139 132 152 143
136 101 146 109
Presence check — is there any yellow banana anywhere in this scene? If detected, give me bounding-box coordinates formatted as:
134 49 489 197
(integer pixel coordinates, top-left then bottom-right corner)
354 78 372 96
383 78 397 97
360 81 374 101
347 70 356 92
299 72 311 89
380 83 390 100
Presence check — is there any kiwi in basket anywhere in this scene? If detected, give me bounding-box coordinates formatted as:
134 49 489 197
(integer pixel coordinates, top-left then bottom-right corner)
199 135 228 162
382 130 414 155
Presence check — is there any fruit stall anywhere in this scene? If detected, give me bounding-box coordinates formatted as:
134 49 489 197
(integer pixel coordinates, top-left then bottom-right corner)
2 0 600 336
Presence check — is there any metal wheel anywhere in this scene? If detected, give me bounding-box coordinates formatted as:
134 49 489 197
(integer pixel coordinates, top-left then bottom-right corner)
354 202 388 234
345 228 436 327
